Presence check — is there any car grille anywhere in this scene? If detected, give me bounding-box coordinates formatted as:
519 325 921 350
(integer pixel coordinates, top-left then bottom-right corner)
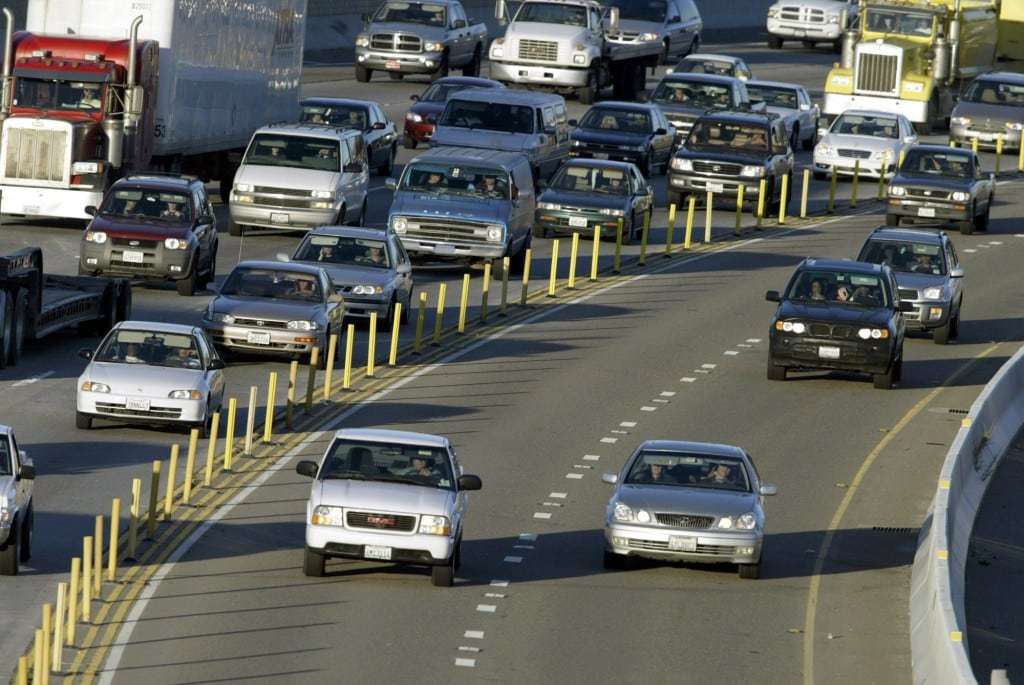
251 197 318 209
898 288 919 301
906 188 952 201
625 539 736 556
518 39 558 61
112 237 161 249
231 317 289 329
346 511 417 532
610 31 641 41
807 323 856 340
780 6 825 22
655 513 714 529
371 33 422 52
94 402 183 419
4 127 68 183
837 148 871 159
972 120 1008 134
856 51 899 96
692 160 743 176
403 216 495 245
253 186 310 196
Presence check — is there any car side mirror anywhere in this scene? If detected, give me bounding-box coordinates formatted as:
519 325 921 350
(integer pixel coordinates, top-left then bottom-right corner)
372 121 386 130
458 474 482 491
655 127 667 135
85 205 97 216
386 177 398 190
18 464 35 481
607 6 620 34
410 94 420 102
344 162 364 173
765 290 781 302
903 136 916 144
209 358 227 370
198 214 214 225
601 473 618 484
78 348 93 360
950 266 964 278
296 460 319 478
899 300 916 313
276 252 291 262
759 483 777 496
817 127 829 138
568 118 578 127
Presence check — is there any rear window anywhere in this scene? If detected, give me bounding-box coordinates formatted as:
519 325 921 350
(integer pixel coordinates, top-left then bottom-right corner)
441 100 536 134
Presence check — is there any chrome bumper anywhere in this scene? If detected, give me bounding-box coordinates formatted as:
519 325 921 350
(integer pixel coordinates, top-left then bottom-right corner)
605 522 762 564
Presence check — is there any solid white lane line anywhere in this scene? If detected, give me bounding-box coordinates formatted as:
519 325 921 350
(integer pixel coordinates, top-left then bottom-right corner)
583 454 600 461
11 370 55 388
549 492 567 499
477 604 498 612
600 437 618 443
566 473 584 479
503 556 523 563
620 421 637 427
455 658 477 667
465 630 485 639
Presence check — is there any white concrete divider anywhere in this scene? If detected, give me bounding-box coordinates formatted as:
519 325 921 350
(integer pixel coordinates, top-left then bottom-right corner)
910 344 1024 685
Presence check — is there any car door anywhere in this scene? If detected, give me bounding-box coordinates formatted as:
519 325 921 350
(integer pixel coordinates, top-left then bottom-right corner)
973 153 993 209
448 447 468 528
944 238 963 309
388 235 413 305
677 0 701 55
512 161 536 243
664 0 684 58
344 136 370 220
537 106 559 176
450 3 469 63
190 185 213 271
770 123 791 184
194 332 225 408
8 433 29 513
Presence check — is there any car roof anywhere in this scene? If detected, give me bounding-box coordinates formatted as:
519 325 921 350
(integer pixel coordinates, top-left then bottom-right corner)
412 146 529 168
586 101 657 113
973 71 1024 85
682 53 741 64
746 79 803 91
430 76 504 88
254 123 362 141
559 158 638 172
306 226 389 241
301 97 375 109
116 174 197 191
638 440 748 459
448 88 565 106
696 110 776 126
836 109 906 119
909 143 971 154
333 428 449 448
233 260 327 276
661 72 738 86
0 424 10 436
867 227 945 244
800 258 887 275
113 321 199 335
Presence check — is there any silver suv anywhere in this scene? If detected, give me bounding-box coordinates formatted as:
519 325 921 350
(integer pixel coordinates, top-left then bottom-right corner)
0 425 35 576
297 428 482 587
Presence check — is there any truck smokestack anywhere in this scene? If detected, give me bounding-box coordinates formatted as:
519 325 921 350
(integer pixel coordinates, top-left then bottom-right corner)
1 8 14 120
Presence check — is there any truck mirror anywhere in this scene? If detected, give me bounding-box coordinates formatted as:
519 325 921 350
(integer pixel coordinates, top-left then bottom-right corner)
125 84 145 118
84 205 97 216
18 464 35 481
608 7 620 33
362 12 370 25
495 0 507 23
78 348 93 360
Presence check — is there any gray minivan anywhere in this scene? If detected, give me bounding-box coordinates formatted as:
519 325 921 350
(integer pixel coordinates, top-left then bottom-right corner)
386 147 535 272
431 90 570 184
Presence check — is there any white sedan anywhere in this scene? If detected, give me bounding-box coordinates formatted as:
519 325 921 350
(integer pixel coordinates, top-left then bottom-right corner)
76 321 226 436
813 109 918 180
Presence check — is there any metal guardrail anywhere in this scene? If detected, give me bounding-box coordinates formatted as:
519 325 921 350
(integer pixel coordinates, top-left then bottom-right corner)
910 344 1024 685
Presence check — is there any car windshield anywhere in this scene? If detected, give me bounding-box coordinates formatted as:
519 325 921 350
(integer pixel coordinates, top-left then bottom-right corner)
859 240 946 276
440 99 535 134
421 82 471 102
220 267 323 302
606 0 666 22
301 104 368 129
320 438 455 490
865 9 933 37
0 439 10 476
515 1 588 26
786 269 889 307
401 162 511 199
13 77 103 112
625 451 751 492
243 134 340 172
902 150 972 178
831 113 899 139
373 1 447 25
675 59 735 77
687 120 769 153
962 79 1024 107
580 107 652 134
94 329 203 369
653 79 732 109
550 164 630 194
296 235 392 269
747 85 798 110
99 189 192 223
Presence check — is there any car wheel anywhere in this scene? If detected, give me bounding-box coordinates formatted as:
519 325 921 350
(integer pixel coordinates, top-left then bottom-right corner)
951 308 961 340
802 125 816 151
767 360 787 381
401 294 411 324
959 203 976 235
76 411 93 430
738 560 761 579
768 35 783 49
509 231 532 275
403 134 417 150
355 65 372 83
532 224 548 239
801 40 816 49
790 126 800 152
20 505 32 562
873 358 899 389
196 406 213 439
603 549 626 570
303 548 325 577
463 46 482 77
176 267 198 297
933 319 952 345
388 72 404 81
0 519 19 576
203 246 218 289
228 217 244 236
376 145 396 176
639 152 652 179
578 67 598 105
976 204 990 232
666 190 683 211
431 553 455 587
430 54 450 83
885 213 900 227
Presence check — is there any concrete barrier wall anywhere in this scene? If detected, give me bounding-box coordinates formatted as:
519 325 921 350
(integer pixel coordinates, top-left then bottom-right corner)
910 344 1024 685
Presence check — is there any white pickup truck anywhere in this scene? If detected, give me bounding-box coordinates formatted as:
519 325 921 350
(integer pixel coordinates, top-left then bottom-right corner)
765 0 857 52
488 0 663 104
0 425 35 576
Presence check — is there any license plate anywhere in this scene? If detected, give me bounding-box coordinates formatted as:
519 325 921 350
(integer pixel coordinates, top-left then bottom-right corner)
122 250 145 264
568 216 588 228
592 152 609 159
978 133 995 142
364 545 392 560
706 182 725 194
271 212 290 224
434 244 456 255
917 207 936 218
246 331 272 345
668 536 697 552
386 60 401 70
818 345 841 360
126 398 150 411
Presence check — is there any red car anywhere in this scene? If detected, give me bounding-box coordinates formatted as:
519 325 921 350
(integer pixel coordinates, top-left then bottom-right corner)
403 76 505 149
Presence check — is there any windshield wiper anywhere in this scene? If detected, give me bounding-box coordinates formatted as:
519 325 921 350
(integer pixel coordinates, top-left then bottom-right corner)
321 471 370 480
369 475 434 487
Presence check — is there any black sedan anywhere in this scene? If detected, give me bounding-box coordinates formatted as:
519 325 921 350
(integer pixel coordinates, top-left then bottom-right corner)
765 258 907 389
535 160 653 242
568 102 675 178
300 97 398 176
886 145 995 235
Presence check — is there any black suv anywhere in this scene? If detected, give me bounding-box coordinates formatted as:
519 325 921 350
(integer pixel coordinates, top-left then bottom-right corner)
79 175 218 296
766 258 907 389
667 111 794 210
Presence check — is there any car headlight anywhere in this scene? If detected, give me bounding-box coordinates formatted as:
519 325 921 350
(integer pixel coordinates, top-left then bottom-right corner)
827 13 840 23
638 32 659 41
741 165 765 177
81 381 111 393
1006 121 1024 131
923 287 943 300
538 202 562 211
717 516 734 529
424 41 444 52
817 144 834 156
392 216 408 234
486 224 504 242
950 116 971 126
355 34 370 48
287 320 320 331
735 513 757 530
857 327 889 339
572 139 583 147
767 7 779 18
419 514 452 536
952 191 969 202
233 193 254 203
311 505 345 526
492 46 504 57
619 144 645 151
311 190 335 200
84 230 107 244
352 285 384 296
613 501 633 522
903 82 924 94
406 112 423 123
234 183 253 193
211 312 235 325
0 505 10 528
830 75 851 86
776 320 806 334
72 161 104 174
573 53 587 65
169 389 203 400
599 208 625 217
635 509 651 523
889 185 906 197
671 158 692 171
164 237 188 250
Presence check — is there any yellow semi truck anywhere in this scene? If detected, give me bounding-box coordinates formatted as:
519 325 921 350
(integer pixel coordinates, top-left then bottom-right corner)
823 0 1024 133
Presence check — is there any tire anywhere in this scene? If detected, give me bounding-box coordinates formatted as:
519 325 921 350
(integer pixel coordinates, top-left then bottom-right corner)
403 134 417 150
767 360 787 381
388 72 404 81
532 224 548 239
659 39 671 66
802 125 816 151
933 319 951 345
976 205 990 232
430 54 449 83
303 547 325 577
376 145 395 176
0 520 19 576
790 126 800 154
509 231 532 275
195 405 213 439
463 46 482 77
431 552 455 587
885 213 900 227
801 40 816 49
355 65 372 83
666 190 683 211
7 289 27 367
578 68 598 106
219 165 237 206
350 200 367 227
176 266 198 296
687 35 700 56
603 550 625 569
401 294 411 324
639 152 652 179
873 359 899 389
202 246 218 289
915 97 938 136
115 282 133 322
768 35 783 49
0 292 11 370
76 411 93 430
20 505 32 562
228 217 244 237
959 203 976 235
738 560 761 579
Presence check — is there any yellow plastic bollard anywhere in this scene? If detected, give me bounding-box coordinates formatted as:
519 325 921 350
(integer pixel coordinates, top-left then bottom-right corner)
414 291 427 352
664 202 676 256
52 582 65 673
33 628 44 685
971 136 979 154
389 302 402 365
996 135 1004 175
1018 140 1024 172
639 208 650 265
898 148 906 169
183 429 199 504
147 460 161 538
683 195 695 249
82 538 92 623
203 412 220 486
66 558 79 646
519 249 532 305
17 655 28 685
704 190 713 242
224 397 238 469
432 282 447 345
827 165 838 213
850 159 860 208
778 173 789 225
590 225 601 281
263 371 277 443
877 153 889 200
547 240 559 296
567 232 579 289
801 168 810 219
734 185 745 235
756 177 767 228
285 362 298 429
323 333 338 399
342 323 355 389
108 497 121 581
366 312 378 377
128 479 140 560
41 604 51 684
93 515 103 596
304 348 319 412
613 220 623 273
499 257 510 314
243 386 258 456
163 444 179 518
458 273 471 330
480 262 491 320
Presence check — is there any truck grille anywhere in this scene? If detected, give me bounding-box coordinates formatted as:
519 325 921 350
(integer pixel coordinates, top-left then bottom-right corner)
403 217 494 245
371 33 422 52
780 6 825 22
518 39 558 61
692 160 743 175
655 513 714 529
252 186 310 196
906 188 951 201
346 511 417 532
856 52 899 96
838 149 871 159
4 128 67 183
898 288 919 300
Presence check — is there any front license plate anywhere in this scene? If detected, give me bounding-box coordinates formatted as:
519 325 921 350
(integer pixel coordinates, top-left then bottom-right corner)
669 536 697 552
568 216 588 228
364 545 392 560
978 133 995 142
592 152 609 159
706 182 725 194
126 398 150 411
818 345 841 360
386 60 401 70
122 250 145 264
434 244 456 255
917 207 936 218
271 212 290 225
246 331 272 345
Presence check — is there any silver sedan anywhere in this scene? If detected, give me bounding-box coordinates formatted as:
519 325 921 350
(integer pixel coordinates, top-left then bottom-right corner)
602 440 776 579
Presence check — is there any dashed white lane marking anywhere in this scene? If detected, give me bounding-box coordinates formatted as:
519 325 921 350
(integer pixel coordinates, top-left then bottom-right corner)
680 377 697 383
490 580 510 587
519 533 537 542
566 472 584 479
573 464 593 470
964 248 977 253
600 436 618 443
513 543 534 549
641 406 658 411
990 241 1003 245
660 391 676 397
747 338 762 343
1016 234 1024 238
455 658 477 668
11 370 55 388
485 592 507 598
465 630 485 639
737 343 752 348
694 369 711 374
611 429 629 434
583 454 600 461
549 492 568 499
979 244 991 249
542 501 563 507
653 399 669 404
724 350 739 356
620 421 637 427
702 363 717 369
533 511 553 519
477 604 497 613
459 646 481 653
504 556 523 563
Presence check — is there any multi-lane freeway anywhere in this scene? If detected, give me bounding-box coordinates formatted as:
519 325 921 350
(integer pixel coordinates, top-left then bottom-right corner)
2 41 1023 684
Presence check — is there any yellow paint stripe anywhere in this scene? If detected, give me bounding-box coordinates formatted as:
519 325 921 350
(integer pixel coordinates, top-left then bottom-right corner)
802 342 1000 684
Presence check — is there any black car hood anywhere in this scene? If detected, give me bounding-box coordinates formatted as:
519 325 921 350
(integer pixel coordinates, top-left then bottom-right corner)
675 147 768 164
893 173 973 192
778 300 893 326
571 128 650 146
538 188 629 211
